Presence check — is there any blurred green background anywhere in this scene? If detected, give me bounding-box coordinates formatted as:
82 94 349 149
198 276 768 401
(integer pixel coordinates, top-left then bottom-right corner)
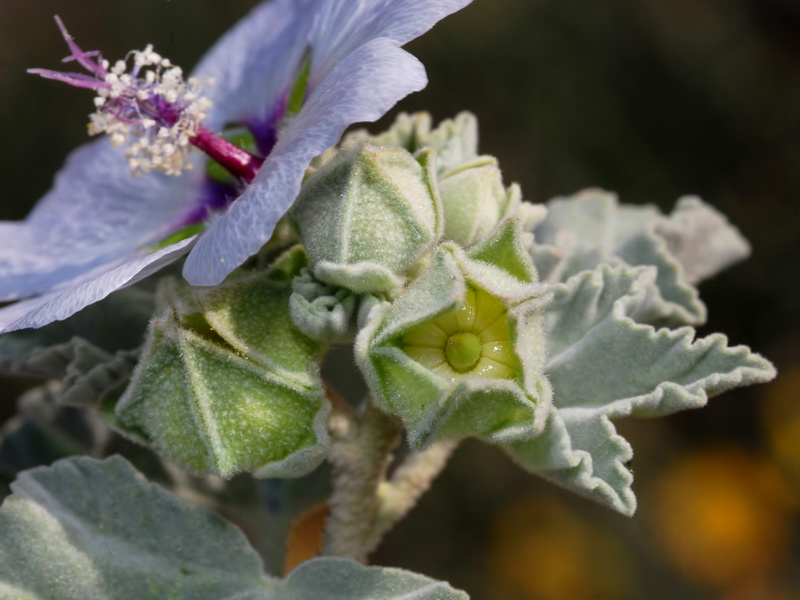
1 1 798 598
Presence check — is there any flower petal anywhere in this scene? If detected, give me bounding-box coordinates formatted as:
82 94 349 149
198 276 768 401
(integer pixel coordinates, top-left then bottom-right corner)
0 237 194 334
194 0 318 131
309 0 474 86
0 138 203 302
184 39 427 285
195 0 475 131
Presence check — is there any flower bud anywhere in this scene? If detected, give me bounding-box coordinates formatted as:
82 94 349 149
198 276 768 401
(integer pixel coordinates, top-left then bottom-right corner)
113 273 329 479
291 143 442 295
438 156 507 247
356 219 552 447
289 268 360 343
343 111 479 174
438 154 547 249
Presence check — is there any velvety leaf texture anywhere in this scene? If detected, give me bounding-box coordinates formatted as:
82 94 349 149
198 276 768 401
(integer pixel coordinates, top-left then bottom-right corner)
0 286 153 407
281 558 469 599
531 190 750 327
0 384 111 497
505 264 775 515
0 456 469 599
0 456 271 600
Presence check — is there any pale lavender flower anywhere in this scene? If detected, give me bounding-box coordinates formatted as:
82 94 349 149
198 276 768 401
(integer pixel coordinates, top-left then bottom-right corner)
0 0 472 333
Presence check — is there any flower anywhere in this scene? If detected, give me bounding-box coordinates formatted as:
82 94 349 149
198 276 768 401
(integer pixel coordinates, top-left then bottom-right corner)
356 221 553 447
0 0 473 333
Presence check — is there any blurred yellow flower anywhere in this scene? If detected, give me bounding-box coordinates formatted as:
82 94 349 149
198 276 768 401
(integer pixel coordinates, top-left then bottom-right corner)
648 447 795 590
761 366 800 491
489 494 632 600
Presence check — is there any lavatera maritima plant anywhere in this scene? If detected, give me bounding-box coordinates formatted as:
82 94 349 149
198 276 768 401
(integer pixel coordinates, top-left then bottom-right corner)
0 10 775 600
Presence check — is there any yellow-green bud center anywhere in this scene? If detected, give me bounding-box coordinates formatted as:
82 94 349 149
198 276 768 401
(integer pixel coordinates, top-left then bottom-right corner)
445 332 482 372
401 286 517 382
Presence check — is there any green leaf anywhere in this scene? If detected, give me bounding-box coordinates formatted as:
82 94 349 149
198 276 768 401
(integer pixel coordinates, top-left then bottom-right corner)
0 384 110 480
0 395 330 577
0 285 154 408
0 337 137 409
0 456 469 599
654 196 750 285
0 286 154 372
504 265 776 515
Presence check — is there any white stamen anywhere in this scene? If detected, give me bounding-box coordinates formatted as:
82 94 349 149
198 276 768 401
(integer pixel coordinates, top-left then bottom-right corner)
85 43 214 176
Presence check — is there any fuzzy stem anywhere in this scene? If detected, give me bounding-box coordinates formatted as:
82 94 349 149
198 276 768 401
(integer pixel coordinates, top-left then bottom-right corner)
322 401 401 562
364 439 459 555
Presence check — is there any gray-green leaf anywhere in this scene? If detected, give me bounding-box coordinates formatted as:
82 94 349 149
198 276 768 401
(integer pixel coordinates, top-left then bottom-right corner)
281 558 469 599
531 191 750 326
505 265 775 515
0 456 468 599
0 286 153 407
0 455 271 600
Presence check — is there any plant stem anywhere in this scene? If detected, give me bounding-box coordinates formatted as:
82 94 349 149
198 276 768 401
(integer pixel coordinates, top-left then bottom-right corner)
364 438 459 556
322 401 401 561
321 392 461 562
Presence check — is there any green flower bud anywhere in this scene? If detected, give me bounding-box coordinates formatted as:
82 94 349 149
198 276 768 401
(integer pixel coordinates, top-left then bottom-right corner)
290 269 357 343
436 153 547 250
357 219 552 447
291 143 443 295
343 111 479 174
438 156 507 247
289 268 377 344
343 112 435 155
113 273 329 479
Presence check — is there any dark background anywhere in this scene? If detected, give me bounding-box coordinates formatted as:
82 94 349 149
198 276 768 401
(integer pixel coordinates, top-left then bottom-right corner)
1 1 798 598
